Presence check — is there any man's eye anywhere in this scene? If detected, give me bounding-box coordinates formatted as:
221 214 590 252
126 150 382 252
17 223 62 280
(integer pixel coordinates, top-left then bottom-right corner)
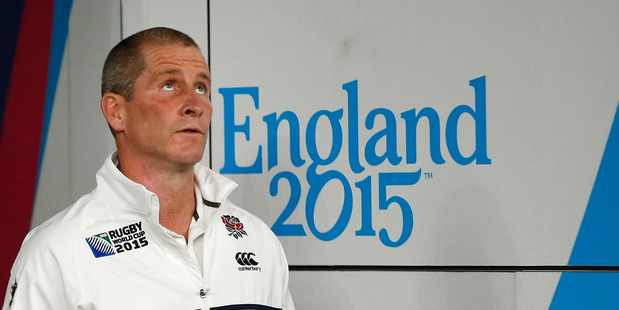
196 85 206 95
162 83 174 91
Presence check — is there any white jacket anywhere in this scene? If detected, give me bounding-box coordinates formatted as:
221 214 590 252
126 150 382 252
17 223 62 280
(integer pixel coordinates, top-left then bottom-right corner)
2 154 295 310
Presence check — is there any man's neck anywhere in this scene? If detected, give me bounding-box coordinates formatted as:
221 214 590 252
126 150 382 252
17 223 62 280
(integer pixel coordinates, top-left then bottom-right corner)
117 154 197 241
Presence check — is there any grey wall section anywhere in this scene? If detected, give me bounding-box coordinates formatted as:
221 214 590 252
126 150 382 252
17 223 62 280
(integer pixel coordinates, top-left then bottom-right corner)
290 271 519 309
33 0 120 227
290 271 565 309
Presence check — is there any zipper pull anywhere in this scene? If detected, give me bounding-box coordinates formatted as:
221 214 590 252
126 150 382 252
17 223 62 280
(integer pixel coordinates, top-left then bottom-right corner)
200 288 209 298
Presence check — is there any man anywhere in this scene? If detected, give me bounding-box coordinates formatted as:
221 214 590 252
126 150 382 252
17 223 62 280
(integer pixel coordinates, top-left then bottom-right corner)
2 27 295 310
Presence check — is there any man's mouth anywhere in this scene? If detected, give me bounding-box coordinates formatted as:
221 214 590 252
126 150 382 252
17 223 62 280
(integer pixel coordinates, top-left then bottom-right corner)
179 128 202 134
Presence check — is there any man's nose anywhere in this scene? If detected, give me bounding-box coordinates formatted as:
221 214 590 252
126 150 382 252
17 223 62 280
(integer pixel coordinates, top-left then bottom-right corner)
182 91 204 116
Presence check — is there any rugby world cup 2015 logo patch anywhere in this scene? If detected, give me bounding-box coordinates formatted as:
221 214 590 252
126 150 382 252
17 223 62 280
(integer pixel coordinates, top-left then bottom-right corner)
85 232 115 258
85 222 149 258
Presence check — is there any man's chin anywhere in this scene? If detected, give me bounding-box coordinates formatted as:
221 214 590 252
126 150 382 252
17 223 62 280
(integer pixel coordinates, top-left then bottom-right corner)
172 151 206 166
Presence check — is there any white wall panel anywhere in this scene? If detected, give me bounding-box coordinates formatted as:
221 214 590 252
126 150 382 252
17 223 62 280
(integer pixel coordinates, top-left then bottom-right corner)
209 1 619 266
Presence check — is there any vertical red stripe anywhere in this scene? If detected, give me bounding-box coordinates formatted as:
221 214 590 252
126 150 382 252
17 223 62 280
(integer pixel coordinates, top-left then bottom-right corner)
0 0 54 282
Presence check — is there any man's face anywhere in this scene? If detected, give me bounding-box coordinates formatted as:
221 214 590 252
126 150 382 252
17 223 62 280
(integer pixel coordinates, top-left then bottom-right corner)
120 43 212 168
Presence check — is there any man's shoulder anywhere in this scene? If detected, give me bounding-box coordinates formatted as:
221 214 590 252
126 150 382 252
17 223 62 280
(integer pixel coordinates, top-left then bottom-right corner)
18 193 112 257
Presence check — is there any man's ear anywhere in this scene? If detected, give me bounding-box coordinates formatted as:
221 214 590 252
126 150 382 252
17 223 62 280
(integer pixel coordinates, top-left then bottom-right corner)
100 93 126 133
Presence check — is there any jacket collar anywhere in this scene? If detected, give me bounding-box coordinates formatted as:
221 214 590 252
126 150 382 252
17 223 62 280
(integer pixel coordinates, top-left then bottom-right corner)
92 153 238 217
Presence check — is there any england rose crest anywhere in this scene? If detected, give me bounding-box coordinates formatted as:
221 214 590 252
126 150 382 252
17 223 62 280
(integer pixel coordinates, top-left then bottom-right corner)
221 215 247 239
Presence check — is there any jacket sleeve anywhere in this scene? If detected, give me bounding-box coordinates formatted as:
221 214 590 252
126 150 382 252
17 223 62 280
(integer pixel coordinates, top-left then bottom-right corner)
2 235 71 309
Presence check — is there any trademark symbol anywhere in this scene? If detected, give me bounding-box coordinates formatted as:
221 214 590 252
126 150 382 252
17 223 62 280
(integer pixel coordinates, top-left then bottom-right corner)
424 172 433 180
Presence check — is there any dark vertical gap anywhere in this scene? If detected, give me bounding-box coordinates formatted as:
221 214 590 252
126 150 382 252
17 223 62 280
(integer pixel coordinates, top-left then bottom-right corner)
206 0 213 169
0 0 27 134
119 0 124 39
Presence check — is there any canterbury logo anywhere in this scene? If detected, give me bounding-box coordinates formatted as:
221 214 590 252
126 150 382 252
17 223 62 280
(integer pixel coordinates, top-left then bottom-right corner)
236 252 259 266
